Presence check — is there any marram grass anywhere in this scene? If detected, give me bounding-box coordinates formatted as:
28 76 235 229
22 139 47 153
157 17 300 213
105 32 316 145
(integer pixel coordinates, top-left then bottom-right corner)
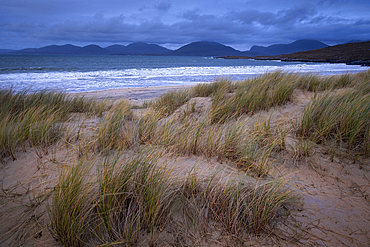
6 69 370 246
0 89 107 161
96 70 370 175
298 90 370 155
209 71 299 123
49 150 295 246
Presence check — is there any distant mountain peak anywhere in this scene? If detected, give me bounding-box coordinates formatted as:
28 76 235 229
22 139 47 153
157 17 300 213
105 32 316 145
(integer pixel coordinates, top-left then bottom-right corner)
125 42 171 55
170 41 241 56
250 39 328 55
256 41 370 66
6 39 336 57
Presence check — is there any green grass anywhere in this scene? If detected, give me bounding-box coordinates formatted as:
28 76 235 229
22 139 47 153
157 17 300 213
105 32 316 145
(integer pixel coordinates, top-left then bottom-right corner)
298 90 370 156
97 100 133 152
49 150 294 246
63 70 370 170
209 71 299 123
192 77 235 97
50 159 94 247
95 71 349 175
95 151 175 245
297 70 370 92
0 89 107 161
50 151 176 246
151 89 194 117
150 70 370 123
0 89 106 118
179 169 295 237
296 69 370 159
6 69 370 246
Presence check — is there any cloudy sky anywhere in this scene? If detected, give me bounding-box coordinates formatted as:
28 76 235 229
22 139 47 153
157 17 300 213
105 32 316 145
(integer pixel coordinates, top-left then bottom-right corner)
1 0 369 50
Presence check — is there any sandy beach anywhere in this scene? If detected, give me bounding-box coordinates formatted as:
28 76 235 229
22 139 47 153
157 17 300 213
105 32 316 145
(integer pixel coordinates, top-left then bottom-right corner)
71 85 195 104
1 72 370 246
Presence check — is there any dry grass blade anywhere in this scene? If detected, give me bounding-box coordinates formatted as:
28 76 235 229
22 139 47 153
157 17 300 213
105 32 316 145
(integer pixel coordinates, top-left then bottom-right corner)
0 89 106 162
298 90 370 157
50 159 95 247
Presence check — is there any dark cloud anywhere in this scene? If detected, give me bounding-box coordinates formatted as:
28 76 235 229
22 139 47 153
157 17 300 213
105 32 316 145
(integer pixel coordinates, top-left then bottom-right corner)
228 5 318 27
155 1 171 12
0 0 369 50
139 1 171 12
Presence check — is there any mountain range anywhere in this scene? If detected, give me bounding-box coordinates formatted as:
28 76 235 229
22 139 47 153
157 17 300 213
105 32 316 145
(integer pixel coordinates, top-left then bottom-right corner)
249 40 328 55
1 39 332 57
254 41 370 66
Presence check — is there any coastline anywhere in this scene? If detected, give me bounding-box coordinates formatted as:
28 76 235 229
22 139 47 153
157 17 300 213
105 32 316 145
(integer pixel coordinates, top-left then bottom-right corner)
218 55 370 66
71 84 194 104
218 41 370 66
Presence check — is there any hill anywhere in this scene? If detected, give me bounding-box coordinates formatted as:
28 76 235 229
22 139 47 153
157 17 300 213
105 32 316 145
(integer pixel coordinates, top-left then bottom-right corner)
10 43 171 55
255 41 370 66
124 42 171 55
13 44 109 55
104 44 128 55
80 44 109 54
170 41 242 56
8 40 368 63
16 44 83 54
250 39 328 55
105 42 171 55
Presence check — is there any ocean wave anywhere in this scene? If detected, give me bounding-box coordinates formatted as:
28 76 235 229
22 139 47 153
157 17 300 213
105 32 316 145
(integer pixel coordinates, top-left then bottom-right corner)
0 63 368 93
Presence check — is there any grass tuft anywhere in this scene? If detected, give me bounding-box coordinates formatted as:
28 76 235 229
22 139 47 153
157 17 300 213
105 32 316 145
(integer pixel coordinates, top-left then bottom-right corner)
0 89 106 161
210 71 299 123
49 151 295 246
97 100 133 152
298 90 370 156
181 171 295 236
50 159 94 247
12 70 370 245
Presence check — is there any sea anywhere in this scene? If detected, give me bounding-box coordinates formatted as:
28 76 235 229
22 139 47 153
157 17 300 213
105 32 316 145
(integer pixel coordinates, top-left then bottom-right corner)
0 55 369 93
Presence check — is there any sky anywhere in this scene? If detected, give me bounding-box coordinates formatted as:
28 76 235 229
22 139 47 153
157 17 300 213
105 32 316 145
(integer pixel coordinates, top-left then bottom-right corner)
1 0 370 51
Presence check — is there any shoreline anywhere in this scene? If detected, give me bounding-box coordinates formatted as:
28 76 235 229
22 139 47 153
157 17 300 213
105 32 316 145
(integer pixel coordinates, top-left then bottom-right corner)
218 41 370 66
70 67 369 103
71 84 195 104
218 56 370 66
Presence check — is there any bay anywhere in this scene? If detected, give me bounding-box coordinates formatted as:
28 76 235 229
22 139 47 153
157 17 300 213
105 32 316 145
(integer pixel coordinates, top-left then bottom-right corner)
0 54 368 93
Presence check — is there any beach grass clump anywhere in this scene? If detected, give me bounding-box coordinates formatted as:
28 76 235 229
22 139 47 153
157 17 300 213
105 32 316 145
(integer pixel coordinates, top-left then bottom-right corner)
298 90 370 156
152 89 194 117
297 72 368 92
50 150 294 246
192 77 234 97
353 71 370 95
50 151 177 246
297 74 336 91
347 69 370 91
97 100 133 152
181 172 294 236
0 88 107 161
146 115 279 176
50 159 94 247
95 151 175 245
210 71 299 123
97 103 165 152
0 88 105 118
0 105 64 160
